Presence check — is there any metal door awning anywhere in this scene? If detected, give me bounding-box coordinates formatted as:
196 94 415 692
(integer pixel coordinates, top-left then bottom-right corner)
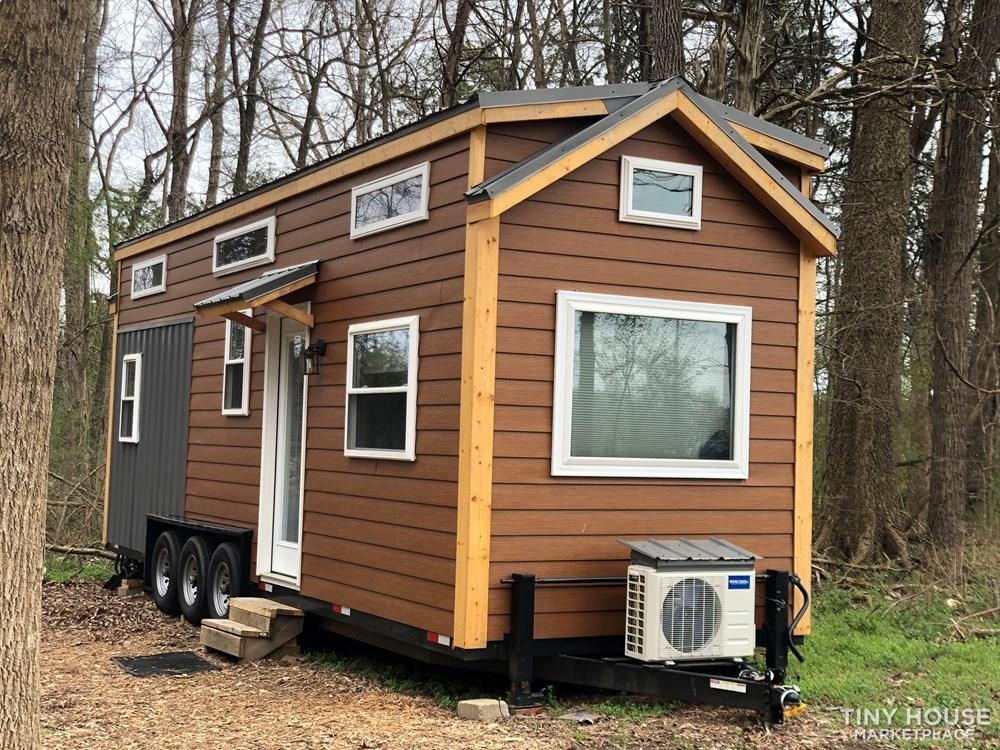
194 260 318 331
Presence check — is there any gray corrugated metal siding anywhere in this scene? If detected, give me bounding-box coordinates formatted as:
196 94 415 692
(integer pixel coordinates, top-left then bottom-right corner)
107 320 192 554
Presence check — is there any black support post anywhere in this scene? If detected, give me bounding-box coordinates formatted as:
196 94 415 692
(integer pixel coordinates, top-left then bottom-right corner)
507 573 543 707
764 569 790 684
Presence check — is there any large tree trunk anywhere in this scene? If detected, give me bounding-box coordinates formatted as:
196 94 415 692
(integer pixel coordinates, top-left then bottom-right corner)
165 0 203 221
731 0 765 112
440 0 474 108
816 0 923 563
925 0 1000 571
648 0 684 79
206 0 230 207
0 2 91 746
230 0 271 196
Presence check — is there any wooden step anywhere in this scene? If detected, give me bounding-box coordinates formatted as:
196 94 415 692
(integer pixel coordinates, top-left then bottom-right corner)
201 618 268 638
229 597 303 631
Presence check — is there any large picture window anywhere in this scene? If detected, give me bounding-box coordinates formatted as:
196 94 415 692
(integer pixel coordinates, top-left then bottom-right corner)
213 216 276 275
222 312 252 415
619 156 703 230
118 353 142 443
344 316 419 460
350 163 430 239
551 291 751 478
130 255 167 299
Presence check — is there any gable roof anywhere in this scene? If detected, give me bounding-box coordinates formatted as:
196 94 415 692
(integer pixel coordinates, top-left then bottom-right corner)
466 78 838 256
114 81 833 261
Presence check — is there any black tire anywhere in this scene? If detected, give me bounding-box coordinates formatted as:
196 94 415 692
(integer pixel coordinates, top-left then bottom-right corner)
150 531 182 615
206 542 244 620
177 535 212 624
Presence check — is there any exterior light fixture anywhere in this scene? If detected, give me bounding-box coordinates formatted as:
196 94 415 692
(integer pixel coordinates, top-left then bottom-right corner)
303 339 327 376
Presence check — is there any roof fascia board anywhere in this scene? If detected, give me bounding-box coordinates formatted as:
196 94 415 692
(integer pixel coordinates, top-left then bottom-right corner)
670 94 837 256
477 83 655 108
698 96 830 157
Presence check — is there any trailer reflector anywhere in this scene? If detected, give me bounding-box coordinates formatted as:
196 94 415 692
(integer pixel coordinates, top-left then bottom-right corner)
426 631 451 647
257 581 273 593
331 604 351 616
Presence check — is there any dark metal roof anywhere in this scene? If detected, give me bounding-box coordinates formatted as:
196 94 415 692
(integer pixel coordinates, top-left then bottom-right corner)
694 95 830 157
621 537 760 570
194 260 319 308
466 78 839 238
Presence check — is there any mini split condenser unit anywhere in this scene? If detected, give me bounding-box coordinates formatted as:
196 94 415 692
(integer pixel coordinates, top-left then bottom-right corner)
620 537 759 662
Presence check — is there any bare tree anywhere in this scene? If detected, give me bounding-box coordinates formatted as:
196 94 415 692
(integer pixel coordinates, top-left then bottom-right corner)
648 0 684 78
0 1 92 745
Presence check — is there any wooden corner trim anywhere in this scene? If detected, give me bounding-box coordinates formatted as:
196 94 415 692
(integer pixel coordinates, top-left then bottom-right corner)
453 137 499 647
101 284 120 546
793 219 817 634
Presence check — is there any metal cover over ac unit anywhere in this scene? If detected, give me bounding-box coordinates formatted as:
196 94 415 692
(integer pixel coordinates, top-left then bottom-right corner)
620 538 759 662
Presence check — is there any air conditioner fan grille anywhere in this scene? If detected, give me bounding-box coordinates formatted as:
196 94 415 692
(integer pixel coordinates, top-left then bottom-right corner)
661 577 722 653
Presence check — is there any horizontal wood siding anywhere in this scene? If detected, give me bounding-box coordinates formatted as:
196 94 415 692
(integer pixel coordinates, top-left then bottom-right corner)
486 117 800 641
115 135 470 636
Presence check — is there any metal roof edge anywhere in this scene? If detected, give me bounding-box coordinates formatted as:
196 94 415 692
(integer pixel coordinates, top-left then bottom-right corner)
695 94 831 158
477 82 655 108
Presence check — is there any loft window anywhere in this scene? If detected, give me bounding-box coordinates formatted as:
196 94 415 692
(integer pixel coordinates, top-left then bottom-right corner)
619 156 703 229
118 353 142 443
130 255 167 299
350 162 430 239
213 216 276 275
344 316 419 460
551 290 751 479
222 312 252 415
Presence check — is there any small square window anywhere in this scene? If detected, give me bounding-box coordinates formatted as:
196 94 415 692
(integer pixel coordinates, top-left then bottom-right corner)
213 216 276 275
619 156 703 229
551 291 751 478
350 163 430 239
118 353 142 443
344 317 419 460
222 312 252 415
130 255 167 299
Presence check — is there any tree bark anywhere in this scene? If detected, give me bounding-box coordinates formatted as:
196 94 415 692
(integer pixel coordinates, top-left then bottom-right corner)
206 0 230 207
731 0 764 112
648 0 684 79
816 0 923 563
440 0 474 108
230 0 271 196
0 2 91 746
925 0 1000 571
165 0 203 221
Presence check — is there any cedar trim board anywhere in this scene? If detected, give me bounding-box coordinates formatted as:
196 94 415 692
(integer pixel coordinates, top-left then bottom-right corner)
465 79 837 257
101 296 119 546
793 168 817 635
115 83 828 262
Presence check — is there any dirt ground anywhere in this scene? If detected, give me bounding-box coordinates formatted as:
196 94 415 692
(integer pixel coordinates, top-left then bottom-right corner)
40 581 865 749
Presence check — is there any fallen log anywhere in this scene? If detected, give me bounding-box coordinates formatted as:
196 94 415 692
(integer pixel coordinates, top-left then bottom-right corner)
46 544 116 560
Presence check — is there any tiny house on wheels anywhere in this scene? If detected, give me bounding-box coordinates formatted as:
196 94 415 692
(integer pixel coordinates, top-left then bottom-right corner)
103 79 835 721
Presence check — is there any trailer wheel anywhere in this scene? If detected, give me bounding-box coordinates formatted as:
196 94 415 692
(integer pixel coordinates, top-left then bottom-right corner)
206 542 243 620
151 531 182 615
177 535 211 624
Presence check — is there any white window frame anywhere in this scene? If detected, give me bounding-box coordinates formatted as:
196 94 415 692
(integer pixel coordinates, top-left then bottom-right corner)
350 162 431 239
221 310 252 416
551 290 752 479
130 254 167 299
344 316 419 460
619 155 703 230
118 353 142 444
212 216 276 276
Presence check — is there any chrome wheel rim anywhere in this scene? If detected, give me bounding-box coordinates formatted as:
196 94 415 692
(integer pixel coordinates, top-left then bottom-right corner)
181 554 199 607
212 561 231 616
154 547 171 597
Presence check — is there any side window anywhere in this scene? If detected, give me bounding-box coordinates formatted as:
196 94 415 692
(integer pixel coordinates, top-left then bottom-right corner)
222 313 252 415
619 156 703 230
344 316 419 460
350 163 430 238
213 216 276 275
131 255 167 299
551 290 751 478
118 353 142 443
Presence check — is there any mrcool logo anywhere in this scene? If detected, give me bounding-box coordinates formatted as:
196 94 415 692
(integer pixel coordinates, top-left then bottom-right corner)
727 575 750 590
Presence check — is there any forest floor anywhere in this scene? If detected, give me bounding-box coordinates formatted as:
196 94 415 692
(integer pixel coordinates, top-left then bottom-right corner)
38 555 999 749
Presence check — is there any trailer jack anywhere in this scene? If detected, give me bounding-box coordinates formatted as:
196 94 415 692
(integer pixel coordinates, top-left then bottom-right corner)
503 569 808 723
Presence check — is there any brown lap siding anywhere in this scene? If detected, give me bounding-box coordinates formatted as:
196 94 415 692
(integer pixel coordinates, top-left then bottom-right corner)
486 117 799 642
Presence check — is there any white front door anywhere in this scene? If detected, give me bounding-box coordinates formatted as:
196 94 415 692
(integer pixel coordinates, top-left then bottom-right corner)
258 312 308 585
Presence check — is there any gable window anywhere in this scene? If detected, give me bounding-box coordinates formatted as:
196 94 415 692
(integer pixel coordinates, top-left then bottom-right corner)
350 162 430 239
619 156 703 230
118 353 142 443
551 291 751 479
131 255 167 299
222 312 252 415
213 216 276 275
344 316 419 460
